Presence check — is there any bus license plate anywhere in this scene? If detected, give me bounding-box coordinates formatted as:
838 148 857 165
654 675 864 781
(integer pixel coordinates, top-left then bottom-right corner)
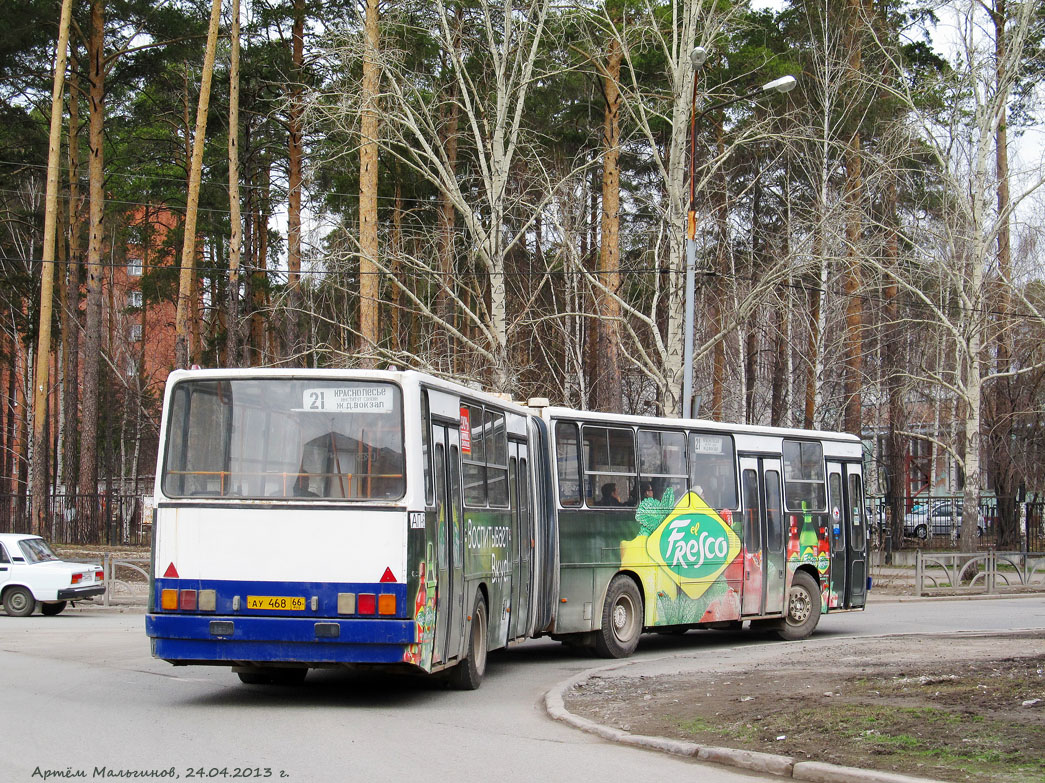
247 595 305 611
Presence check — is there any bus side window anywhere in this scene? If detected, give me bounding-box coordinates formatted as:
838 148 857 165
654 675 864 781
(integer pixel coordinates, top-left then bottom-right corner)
637 429 688 506
742 469 760 551
462 404 487 506
689 432 738 510
422 391 433 506
486 409 509 507
555 421 582 507
583 426 637 507
765 470 783 553
782 440 827 512
849 474 866 551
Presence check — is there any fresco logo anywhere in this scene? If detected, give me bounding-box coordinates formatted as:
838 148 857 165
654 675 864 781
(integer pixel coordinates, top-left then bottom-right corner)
643 492 742 600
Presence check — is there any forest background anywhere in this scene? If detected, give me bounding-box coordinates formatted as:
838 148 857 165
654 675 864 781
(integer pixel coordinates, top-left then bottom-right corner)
2 0 1044 550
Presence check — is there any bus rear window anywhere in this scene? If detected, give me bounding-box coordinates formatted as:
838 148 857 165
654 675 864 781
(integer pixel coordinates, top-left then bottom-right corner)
162 379 405 500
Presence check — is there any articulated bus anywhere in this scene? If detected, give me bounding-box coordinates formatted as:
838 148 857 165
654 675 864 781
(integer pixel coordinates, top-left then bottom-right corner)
146 368 867 689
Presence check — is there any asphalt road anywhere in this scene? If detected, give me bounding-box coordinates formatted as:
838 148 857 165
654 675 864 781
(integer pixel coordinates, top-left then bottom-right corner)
1 594 1042 783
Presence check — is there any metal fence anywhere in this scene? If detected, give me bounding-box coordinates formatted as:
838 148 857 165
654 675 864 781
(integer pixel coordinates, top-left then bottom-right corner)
0 493 151 547
866 495 1045 552
915 550 1045 596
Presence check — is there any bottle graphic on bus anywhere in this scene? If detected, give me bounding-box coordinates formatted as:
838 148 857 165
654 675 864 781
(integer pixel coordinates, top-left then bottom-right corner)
786 514 800 563
799 502 818 564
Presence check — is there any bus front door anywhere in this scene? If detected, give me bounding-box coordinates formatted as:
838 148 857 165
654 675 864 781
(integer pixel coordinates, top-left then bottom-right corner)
739 456 785 616
826 461 867 609
431 425 466 665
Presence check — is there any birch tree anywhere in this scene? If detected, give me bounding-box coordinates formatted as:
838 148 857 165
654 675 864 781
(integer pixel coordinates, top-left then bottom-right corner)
312 0 554 392
876 0 1045 550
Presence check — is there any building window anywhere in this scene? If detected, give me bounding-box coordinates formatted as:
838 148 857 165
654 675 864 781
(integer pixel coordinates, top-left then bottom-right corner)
127 257 143 277
128 291 142 309
129 324 142 342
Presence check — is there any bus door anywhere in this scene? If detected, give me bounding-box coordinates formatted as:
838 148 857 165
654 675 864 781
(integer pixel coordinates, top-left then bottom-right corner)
508 441 533 640
739 456 785 616
431 424 465 664
826 461 867 609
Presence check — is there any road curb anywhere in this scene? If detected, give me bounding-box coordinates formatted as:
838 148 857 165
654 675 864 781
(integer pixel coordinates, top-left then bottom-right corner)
545 666 948 783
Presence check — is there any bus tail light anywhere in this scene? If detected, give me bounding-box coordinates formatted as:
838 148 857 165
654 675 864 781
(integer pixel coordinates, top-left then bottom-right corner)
378 594 396 615
358 593 376 615
179 590 197 611
337 593 356 615
161 589 178 610
198 589 217 611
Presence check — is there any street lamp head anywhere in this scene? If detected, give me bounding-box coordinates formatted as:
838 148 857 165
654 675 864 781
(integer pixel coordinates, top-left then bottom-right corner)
762 75 797 94
690 46 708 69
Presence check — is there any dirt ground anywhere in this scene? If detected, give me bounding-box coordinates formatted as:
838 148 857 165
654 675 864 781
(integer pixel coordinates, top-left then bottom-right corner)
565 632 1045 783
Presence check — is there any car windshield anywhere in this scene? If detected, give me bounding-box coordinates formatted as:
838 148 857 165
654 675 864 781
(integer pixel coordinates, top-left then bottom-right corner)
19 538 59 564
162 378 406 501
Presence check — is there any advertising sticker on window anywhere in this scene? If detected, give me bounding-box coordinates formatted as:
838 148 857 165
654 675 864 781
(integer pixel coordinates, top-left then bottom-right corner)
460 407 472 455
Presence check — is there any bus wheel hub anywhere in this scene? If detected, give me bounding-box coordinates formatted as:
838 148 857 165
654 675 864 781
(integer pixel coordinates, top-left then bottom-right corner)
789 588 810 623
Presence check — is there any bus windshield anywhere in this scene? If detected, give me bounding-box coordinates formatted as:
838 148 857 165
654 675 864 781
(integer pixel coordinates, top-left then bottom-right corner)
162 378 406 501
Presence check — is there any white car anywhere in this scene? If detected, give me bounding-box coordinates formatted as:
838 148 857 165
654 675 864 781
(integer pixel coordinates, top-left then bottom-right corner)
0 533 104 616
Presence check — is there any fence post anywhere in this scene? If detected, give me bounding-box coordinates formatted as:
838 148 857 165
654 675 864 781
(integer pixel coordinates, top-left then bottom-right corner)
915 550 923 597
103 553 111 606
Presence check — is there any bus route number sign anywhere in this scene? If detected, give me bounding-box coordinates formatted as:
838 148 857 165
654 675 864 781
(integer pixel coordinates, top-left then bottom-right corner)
303 386 393 413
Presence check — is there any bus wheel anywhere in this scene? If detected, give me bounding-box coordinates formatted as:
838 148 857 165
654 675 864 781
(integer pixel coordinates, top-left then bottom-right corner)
594 575 643 658
450 592 488 690
777 571 821 641
237 667 307 685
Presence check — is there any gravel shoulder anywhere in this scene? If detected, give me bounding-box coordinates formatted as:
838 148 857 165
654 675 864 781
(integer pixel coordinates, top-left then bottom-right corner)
564 630 1044 783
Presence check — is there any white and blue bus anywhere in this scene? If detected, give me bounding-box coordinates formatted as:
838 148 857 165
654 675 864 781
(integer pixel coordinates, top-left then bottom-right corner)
146 369 867 688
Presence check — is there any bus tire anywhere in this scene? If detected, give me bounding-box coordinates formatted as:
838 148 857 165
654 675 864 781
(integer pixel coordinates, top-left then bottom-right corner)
237 667 307 685
777 571 821 641
449 591 488 690
594 575 643 658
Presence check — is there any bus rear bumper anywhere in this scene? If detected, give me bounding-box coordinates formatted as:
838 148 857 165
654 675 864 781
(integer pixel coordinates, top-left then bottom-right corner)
146 614 415 665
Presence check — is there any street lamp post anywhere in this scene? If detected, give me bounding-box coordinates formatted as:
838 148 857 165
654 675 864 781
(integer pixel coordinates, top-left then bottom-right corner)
680 55 796 420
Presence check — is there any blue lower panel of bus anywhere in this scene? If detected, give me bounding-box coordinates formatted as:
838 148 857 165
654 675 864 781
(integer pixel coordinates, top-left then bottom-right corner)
146 614 416 664
147 577 415 665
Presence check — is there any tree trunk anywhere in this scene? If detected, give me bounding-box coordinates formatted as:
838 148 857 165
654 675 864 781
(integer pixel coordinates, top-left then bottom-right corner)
226 0 242 367
79 0 105 502
31 0 74 534
358 0 380 366
711 119 728 420
174 0 223 370
286 0 305 365
989 0 1019 548
62 49 82 493
390 180 403 355
883 180 906 548
434 50 460 374
842 0 864 436
595 36 623 414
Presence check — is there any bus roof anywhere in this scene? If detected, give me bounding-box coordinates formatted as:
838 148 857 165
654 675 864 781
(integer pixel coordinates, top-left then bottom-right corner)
539 405 862 446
